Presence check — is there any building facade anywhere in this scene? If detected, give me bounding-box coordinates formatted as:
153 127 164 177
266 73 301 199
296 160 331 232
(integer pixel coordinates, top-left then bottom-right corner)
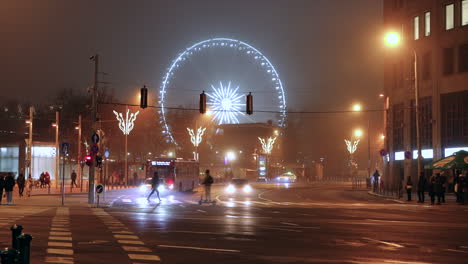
383 0 468 188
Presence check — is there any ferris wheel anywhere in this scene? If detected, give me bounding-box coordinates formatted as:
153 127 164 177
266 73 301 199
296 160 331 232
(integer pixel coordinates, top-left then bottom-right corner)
158 38 286 145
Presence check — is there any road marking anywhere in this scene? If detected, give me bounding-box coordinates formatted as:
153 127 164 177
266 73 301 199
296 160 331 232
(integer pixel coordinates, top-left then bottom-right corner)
118 240 145 245
50 231 72 236
46 208 74 263
48 242 73 247
197 209 207 213
47 248 74 255
128 254 161 261
114 234 139 240
280 222 299 226
260 226 302 233
363 237 404 248
45 256 74 264
445 249 468 254
158 245 240 253
123 246 152 252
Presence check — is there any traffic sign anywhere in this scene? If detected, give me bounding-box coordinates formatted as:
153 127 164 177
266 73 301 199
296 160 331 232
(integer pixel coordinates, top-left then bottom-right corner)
91 133 100 144
91 144 99 155
104 148 109 158
61 142 70 155
95 184 104 195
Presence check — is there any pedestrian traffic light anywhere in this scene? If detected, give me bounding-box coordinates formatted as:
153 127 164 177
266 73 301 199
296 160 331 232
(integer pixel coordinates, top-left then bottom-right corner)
246 92 253 115
96 155 103 167
85 155 92 166
140 85 148 109
199 91 206 114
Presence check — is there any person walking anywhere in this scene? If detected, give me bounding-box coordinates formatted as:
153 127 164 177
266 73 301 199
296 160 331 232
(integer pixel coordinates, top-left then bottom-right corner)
5 173 15 205
0 175 5 205
17 173 26 197
202 169 214 202
406 176 413 201
147 171 161 202
428 175 436 205
417 172 427 203
44 172 51 189
70 170 78 188
372 170 380 193
26 175 34 197
434 173 443 205
39 172 45 188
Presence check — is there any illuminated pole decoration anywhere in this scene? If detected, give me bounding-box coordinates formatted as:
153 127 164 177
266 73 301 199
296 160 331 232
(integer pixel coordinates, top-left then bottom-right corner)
113 108 139 186
345 139 360 171
258 137 277 154
187 127 206 160
206 81 244 125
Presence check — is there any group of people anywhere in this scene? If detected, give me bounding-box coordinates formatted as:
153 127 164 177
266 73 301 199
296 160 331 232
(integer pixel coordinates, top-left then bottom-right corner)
0 173 34 205
39 171 51 188
405 171 467 205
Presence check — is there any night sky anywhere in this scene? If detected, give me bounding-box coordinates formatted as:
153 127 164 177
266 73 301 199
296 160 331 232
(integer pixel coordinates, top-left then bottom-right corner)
0 0 384 174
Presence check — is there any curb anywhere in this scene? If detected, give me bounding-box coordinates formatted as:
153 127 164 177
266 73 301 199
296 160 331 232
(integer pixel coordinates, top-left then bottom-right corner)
367 191 405 204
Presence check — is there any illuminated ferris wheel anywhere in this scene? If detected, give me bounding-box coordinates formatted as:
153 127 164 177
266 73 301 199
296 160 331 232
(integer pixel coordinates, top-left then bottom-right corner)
158 38 286 145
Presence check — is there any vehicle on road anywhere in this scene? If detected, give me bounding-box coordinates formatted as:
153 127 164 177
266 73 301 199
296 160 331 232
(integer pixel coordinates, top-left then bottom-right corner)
147 158 199 192
275 172 296 183
225 178 253 196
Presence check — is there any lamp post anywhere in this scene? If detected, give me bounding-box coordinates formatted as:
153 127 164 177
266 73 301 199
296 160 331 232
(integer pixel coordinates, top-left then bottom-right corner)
76 115 83 192
113 107 139 187
352 104 371 178
258 137 277 179
385 32 422 177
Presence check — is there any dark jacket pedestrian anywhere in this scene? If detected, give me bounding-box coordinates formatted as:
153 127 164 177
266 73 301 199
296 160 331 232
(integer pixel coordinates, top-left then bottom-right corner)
434 173 443 204
147 172 161 202
5 173 15 205
71 170 78 188
440 173 447 203
406 176 413 201
17 173 26 197
0 176 5 204
417 173 427 203
428 176 436 205
202 170 214 201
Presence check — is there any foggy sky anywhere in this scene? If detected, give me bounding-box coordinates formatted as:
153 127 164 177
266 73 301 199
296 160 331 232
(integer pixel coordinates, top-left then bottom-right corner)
0 0 384 174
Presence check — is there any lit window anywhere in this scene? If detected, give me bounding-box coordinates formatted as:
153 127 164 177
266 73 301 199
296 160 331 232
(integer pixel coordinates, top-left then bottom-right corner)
413 16 419 40
425 12 431 36
462 0 468 26
445 4 454 30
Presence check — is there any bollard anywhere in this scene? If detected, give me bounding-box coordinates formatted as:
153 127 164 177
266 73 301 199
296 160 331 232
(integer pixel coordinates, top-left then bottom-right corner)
17 234 32 264
0 248 19 264
10 225 23 250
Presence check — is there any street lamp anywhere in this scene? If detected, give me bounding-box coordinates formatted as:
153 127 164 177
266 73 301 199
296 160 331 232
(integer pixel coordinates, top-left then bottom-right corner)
353 102 371 178
352 104 362 112
113 108 139 186
385 31 422 177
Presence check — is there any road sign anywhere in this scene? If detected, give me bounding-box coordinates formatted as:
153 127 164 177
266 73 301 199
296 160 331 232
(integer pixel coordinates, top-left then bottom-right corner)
61 142 70 155
96 184 104 195
104 148 109 158
91 133 100 144
91 144 99 155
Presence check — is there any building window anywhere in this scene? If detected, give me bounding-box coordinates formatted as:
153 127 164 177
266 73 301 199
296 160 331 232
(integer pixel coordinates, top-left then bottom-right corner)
441 91 468 147
393 104 405 151
413 16 419 40
445 3 454 30
422 52 431 80
462 0 468 26
411 97 432 149
459 44 468 72
443 47 454 74
425 12 431 36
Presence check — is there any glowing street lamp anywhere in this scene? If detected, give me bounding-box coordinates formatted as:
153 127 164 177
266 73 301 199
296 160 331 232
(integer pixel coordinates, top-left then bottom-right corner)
113 108 139 186
187 126 206 160
354 129 363 138
385 32 400 47
352 104 362 112
258 137 277 154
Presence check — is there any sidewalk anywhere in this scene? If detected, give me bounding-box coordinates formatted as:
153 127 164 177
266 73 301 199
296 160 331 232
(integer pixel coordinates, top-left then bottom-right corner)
368 190 462 206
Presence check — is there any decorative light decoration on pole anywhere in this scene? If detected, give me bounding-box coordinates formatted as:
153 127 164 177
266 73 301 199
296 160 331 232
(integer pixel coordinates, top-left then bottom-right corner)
113 108 139 186
344 139 360 154
258 137 277 154
187 127 206 160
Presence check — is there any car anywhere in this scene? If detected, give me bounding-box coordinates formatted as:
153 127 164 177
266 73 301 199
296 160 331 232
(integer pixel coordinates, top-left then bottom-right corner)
225 178 253 195
275 172 296 183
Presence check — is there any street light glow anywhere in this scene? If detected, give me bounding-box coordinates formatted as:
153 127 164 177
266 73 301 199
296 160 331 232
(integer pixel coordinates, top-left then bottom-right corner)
352 104 362 112
354 129 363 137
226 151 236 161
385 32 400 46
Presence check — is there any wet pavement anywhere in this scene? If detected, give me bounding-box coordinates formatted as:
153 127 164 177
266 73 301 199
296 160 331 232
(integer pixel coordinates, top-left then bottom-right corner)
1 182 468 263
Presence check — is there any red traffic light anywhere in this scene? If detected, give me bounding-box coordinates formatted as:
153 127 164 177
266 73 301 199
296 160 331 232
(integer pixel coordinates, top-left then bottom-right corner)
85 155 92 161
85 155 93 166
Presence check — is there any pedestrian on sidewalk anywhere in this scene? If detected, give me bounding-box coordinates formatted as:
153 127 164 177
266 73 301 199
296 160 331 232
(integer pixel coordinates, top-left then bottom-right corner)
0 175 5 205
417 172 427 203
71 170 78 188
26 175 33 197
44 172 51 189
372 170 380 193
406 176 413 201
428 175 436 205
5 173 15 205
434 173 443 205
39 172 45 188
17 173 25 197
440 173 447 203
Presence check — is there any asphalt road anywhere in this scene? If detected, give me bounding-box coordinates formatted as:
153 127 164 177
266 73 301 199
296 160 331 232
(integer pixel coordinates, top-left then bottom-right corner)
1 182 468 264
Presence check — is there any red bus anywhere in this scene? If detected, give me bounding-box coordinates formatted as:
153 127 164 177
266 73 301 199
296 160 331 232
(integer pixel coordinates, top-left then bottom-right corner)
147 158 199 192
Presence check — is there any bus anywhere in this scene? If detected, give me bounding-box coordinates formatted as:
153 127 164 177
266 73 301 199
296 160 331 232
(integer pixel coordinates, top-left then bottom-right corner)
147 158 199 192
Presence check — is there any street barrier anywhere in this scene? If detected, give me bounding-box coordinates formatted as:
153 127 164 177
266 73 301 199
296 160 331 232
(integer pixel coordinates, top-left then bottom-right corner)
0 225 33 264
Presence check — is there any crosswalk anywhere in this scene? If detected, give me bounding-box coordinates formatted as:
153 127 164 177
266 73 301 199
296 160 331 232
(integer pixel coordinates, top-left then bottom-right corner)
45 207 74 264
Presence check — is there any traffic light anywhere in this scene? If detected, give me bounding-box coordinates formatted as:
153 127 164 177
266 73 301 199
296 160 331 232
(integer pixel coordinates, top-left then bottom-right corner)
246 92 253 115
96 155 103 167
85 155 92 166
199 91 206 114
140 85 148 109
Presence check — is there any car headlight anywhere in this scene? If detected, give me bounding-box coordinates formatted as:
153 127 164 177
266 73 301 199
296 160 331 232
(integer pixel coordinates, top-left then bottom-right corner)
157 185 165 192
168 184 174 190
243 185 252 193
226 184 235 194
139 185 147 192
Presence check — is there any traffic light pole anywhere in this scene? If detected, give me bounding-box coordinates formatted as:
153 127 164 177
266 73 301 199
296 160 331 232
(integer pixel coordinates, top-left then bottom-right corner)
89 54 99 204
